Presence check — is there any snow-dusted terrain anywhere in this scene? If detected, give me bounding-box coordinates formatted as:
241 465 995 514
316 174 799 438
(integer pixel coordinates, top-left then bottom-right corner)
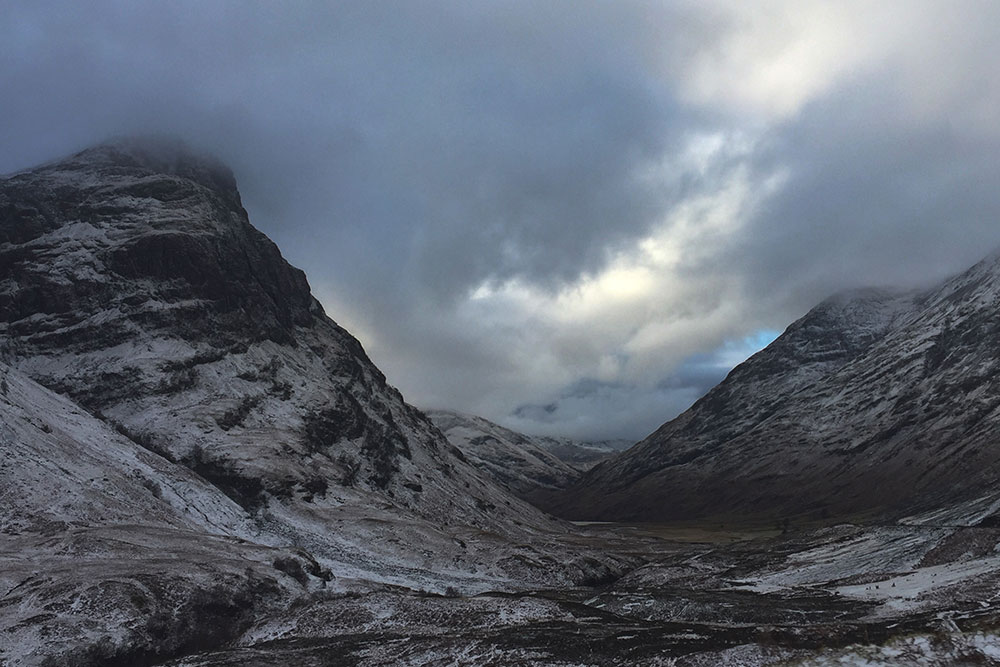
0 138 555 538
5 139 1000 665
427 410 597 504
0 140 632 665
555 259 1000 524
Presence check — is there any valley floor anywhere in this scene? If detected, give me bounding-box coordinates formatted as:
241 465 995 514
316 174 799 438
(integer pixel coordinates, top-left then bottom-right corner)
133 520 1000 665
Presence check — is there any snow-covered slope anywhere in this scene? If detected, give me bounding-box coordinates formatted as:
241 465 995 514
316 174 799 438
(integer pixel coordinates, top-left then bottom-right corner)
0 361 327 665
426 410 582 503
0 361 250 536
0 139 646 664
0 138 558 535
555 255 1000 522
0 140 635 589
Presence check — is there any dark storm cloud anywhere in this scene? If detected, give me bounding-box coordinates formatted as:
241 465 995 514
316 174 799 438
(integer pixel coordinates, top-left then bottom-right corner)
4 1 1000 439
1 0 689 300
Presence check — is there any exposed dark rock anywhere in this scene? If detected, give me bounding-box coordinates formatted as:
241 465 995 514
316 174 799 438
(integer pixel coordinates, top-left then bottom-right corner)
0 137 553 537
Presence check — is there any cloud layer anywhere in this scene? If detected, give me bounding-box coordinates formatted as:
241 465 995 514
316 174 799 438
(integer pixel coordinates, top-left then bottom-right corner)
3 1 1000 439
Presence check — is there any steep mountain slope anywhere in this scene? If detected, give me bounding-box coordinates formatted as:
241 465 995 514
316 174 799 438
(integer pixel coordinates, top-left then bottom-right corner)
0 362 325 665
0 361 249 537
0 139 582 579
0 139 653 665
555 254 1000 522
426 410 581 503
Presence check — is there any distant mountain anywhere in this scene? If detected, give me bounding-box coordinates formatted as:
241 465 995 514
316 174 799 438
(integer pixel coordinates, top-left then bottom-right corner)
553 253 1000 523
538 437 634 471
426 410 581 504
427 410 634 509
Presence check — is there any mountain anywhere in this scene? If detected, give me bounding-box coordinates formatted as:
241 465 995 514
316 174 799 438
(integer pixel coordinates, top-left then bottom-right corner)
0 138 550 534
536 437 634 470
0 139 639 665
426 410 582 503
553 253 1000 523
12 137 1000 665
426 410 634 506
0 361 308 664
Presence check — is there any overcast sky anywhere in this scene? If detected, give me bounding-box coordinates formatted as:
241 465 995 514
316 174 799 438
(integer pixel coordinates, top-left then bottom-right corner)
4 1 1000 440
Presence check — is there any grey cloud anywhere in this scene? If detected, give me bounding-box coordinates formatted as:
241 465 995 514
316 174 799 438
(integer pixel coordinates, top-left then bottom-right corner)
509 380 703 443
724 71 1000 321
507 349 741 442
2 1 692 316
4 1 1000 440
3 0 688 297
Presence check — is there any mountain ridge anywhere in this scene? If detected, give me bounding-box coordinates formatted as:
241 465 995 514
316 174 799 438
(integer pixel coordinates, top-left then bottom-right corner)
0 138 583 577
427 409 636 505
552 251 1000 523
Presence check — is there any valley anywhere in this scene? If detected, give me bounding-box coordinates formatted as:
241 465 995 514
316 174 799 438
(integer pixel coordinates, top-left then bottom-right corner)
158 517 1000 665
4 139 1000 665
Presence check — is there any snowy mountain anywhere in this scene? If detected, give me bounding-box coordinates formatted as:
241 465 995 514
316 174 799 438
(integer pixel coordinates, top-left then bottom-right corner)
554 254 1000 523
0 139 637 665
426 410 581 503
426 410 634 506
0 138 553 534
536 437 634 470
10 138 1000 665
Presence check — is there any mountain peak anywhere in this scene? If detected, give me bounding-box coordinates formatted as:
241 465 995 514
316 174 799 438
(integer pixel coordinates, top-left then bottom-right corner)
6 136 243 214
1 141 559 545
73 135 233 182
0 136 314 345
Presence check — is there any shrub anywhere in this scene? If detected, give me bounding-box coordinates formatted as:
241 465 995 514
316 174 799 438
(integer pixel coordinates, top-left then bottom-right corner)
215 395 262 431
336 453 361 487
154 367 198 394
302 395 368 453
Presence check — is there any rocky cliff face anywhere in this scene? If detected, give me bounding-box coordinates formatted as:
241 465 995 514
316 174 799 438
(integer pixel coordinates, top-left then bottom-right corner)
0 139 652 665
0 139 578 583
554 253 1000 523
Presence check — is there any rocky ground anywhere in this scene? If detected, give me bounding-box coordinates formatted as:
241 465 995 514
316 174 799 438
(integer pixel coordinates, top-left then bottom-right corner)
153 516 1000 665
